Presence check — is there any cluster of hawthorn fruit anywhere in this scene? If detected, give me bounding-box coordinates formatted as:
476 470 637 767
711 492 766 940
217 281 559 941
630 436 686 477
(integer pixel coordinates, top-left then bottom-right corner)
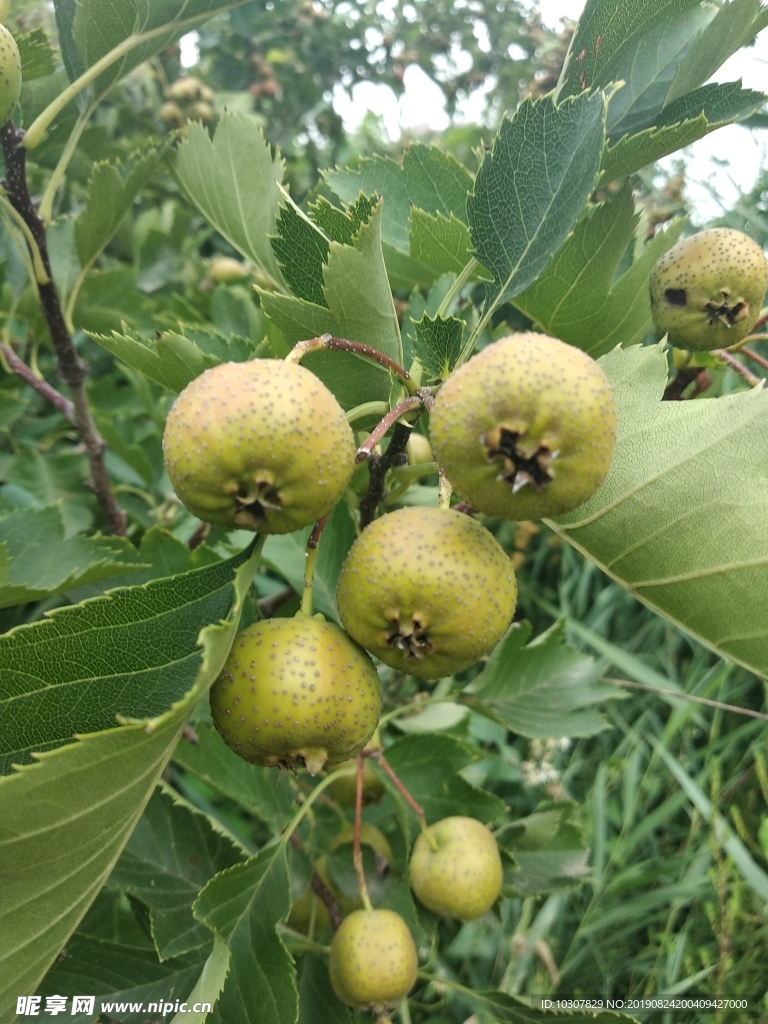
162 222 768 1014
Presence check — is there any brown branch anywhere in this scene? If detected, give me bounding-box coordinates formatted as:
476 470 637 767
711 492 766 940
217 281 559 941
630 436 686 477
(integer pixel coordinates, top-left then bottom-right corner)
0 121 127 536
287 334 417 394
359 421 413 529
257 585 296 617
602 677 768 723
740 346 768 372
355 396 424 463
1 343 75 423
310 868 344 931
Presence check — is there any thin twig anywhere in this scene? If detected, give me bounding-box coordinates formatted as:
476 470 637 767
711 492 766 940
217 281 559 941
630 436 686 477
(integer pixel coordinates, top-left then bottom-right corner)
1 343 75 423
740 346 768 372
286 334 418 395
0 121 127 535
371 752 429 830
663 366 701 401
715 348 761 387
359 421 412 529
602 677 768 723
355 397 424 463
353 753 373 911
257 585 296 617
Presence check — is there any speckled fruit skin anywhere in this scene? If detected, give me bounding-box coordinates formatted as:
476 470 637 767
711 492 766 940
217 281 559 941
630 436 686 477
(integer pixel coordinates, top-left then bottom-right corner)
336 506 517 681
210 617 381 774
329 909 418 1012
429 333 617 521
409 816 503 920
650 228 768 351
162 359 356 533
0 24 22 124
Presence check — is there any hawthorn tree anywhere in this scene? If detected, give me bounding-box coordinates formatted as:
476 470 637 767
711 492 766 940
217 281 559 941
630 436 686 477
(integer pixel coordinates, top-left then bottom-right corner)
2 1 768 1022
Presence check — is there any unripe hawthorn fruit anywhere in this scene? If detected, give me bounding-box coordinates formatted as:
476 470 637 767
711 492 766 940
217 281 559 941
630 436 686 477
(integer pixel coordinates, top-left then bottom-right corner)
409 816 502 920
210 617 381 774
429 333 617 521
328 730 384 806
406 432 434 466
337 506 517 681
167 76 203 103
159 101 186 128
210 256 249 282
188 100 214 124
650 228 768 351
329 909 418 1012
0 24 21 124
163 359 356 533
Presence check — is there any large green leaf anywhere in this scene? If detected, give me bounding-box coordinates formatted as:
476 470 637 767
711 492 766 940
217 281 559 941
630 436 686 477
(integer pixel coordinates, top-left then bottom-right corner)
551 345 768 680
175 114 287 289
0 541 263 1020
467 92 606 321
512 185 685 356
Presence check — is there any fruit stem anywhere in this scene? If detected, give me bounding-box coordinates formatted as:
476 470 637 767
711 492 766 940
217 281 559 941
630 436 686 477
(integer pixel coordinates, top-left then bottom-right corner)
397 995 413 1024
714 348 761 387
286 334 419 396
356 397 424 463
354 753 374 912
299 514 329 617
438 469 452 509
280 765 357 848
346 400 390 424
371 752 429 834
740 346 768 372
435 256 479 320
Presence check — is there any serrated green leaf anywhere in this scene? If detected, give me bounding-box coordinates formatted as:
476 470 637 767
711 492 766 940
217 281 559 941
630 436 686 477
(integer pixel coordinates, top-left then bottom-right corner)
557 0 701 100
0 504 146 610
173 724 294 834
601 83 765 181
110 787 245 959
171 934 230 1024
604 5 715 143
0 540 263 1019
409 209 472 276
402 142 473 220
382 734 506 825
465 622 622 738
324 155 410 251
513 185 686 356
260 199 402 409
551 345 768 681
412 312 464 382
75 146 165 270
468 92 606 320
666 0 767 104
175 114 286 289
194 844 297 1024
16 27 56 81
309 193 376 245
37 933 208 1022
270 197 330 307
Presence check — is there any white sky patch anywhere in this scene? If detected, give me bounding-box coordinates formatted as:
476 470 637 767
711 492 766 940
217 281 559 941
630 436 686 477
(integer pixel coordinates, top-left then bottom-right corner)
179 31 200 68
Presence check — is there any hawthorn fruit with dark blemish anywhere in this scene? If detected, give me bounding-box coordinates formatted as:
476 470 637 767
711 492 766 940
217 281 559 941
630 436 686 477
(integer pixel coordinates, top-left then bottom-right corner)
162 359 356 533
429 333 617 521
336 506 516 681
210 617 381 774
649 228 768 351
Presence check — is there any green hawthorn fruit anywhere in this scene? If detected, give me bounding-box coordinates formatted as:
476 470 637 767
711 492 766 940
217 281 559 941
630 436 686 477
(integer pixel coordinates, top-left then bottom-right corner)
406 432 434 466
329 909 418 1012
210 617 381 774
210 256 248 283
188 100 214 124
429 333 618 521
287 882 331 934
328 730 384 806
163 359 356 533
0 24 21 124
159 101 186 128
650 228 768 351
167 76 203 103
409 816 502 920
337 506 516 681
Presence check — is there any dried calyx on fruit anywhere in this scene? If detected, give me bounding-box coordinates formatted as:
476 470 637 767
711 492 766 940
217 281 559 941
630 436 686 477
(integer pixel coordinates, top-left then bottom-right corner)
329 909 418 1012
0 24 21 124
650 228 768 351
429 333 618 521
337 506 517 681
210 617 381 774
162 359 356 533
409 816 503 920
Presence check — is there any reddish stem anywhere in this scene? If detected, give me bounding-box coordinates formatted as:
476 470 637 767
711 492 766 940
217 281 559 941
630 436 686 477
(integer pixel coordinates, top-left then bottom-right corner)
287 334 417 395
371 751 428 828
740 346 768 372
354 753 373 910
307 512 329 549
356 396 424 463
1 343 75 422
715 348 761 387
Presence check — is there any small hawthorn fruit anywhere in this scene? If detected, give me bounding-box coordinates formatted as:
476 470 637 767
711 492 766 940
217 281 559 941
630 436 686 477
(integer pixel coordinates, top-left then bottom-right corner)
162 359 356 533
650 228 768 350
209 256 249 283
0 24 22 124
328 730 384 807
159 101 186 129
210 617 381 774
429 333 617 521
329 909 418 1012
337 506 517 680
166 76 203 103
409 816 503 920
